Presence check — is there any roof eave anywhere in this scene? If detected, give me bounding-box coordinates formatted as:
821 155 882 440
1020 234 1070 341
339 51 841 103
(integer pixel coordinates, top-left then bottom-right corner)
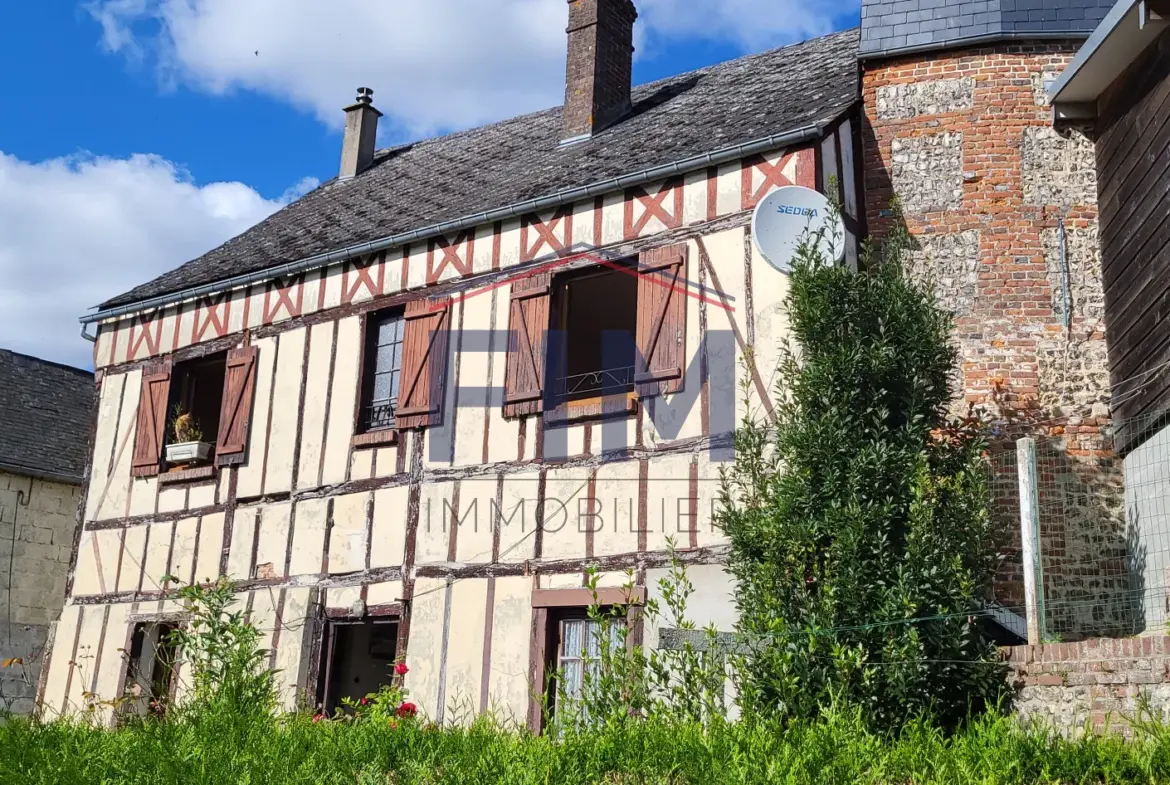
1050 0 1169 111
80 120 832 326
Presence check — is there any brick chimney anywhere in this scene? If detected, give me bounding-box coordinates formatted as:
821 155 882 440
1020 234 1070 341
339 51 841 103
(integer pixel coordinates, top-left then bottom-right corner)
340 87 382 179
562 0 638 142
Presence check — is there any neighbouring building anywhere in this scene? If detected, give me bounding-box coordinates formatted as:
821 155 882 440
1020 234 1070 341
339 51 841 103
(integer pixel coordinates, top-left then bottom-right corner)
39 0 1129 724
1049 1 1170 634
0 349 92 715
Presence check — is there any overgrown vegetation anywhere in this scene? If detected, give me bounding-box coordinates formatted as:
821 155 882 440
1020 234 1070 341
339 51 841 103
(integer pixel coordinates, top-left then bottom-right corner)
720 208 1005 731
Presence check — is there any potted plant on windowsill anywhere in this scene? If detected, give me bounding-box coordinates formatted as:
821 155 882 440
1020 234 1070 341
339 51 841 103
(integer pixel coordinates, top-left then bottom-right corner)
165 406 212 466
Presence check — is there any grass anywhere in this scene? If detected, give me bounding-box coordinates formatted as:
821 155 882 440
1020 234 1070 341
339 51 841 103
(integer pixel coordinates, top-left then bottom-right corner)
3 706 1170 784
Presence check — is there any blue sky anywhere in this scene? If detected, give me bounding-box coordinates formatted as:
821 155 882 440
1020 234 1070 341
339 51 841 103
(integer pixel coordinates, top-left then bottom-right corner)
0 1 858 367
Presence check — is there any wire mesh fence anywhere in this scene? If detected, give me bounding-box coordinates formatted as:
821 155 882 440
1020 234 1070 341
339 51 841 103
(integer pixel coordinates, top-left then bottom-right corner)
989 409 1170 644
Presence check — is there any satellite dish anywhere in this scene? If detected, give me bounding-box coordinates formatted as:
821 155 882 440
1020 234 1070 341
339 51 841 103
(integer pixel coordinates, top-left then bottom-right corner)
751 186 845 274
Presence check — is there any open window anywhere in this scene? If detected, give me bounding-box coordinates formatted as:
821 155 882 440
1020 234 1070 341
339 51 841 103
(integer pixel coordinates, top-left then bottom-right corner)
315 618 401 714
502 244 689 424
122 621 179 717
130 345 259 477
354 309 405 447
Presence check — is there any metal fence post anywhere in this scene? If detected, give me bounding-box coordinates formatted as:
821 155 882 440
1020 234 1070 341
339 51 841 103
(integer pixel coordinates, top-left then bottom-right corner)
1017 437 1045 644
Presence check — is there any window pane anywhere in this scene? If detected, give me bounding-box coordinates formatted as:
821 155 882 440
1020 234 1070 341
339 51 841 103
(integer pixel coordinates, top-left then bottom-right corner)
562 620 584 659
372 372 393 402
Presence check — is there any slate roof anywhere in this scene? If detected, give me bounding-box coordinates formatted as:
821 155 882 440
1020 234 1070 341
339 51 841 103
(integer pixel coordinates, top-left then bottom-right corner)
101 27 862 310
0 350 94 484
860 0 1113 58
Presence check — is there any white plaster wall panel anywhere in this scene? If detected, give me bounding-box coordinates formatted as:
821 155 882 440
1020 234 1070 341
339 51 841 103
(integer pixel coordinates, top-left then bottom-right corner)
118 525 147 592
318 263 344 312
598 193 624 248
187 481 215 510
96 368 141 521
485 576 531 721
94 324 114 368
404 577 447 720
443 578 488 722
702 228 747 430
405 242 428 291
195 512 225 583
370 485 409 569
142 521 174 592
41 603 81 717
543 570 628 590
226 506 258 581
695 451 726 548
382 248 406 298
541 467 592 560
365 580 403 607
254 502 292 579
274 587 312 709
170 517 199 585
226 288 248 335
645 453 697 553
593 459 641 557
542 424 586 463
416 481 458 565
236 336 277 499
327 585 361 610
296 321 336 491
86 372 125 519
159 310 181 355
300 274 323 323
453 291 494 468
66 604 106 715
714 161 741 217
751 234 792 409
244 288 265 331
156 486 185 514
248 587 279 653
373 445 398 478
454 479 498 564
70 531 101 596
322 316 362 485
265 328 307 495
349 449 373 481
328 491 369 575
90 603 133 718
498 472 540 563
520 416 540 462
483 287 521 465
683 170 708 226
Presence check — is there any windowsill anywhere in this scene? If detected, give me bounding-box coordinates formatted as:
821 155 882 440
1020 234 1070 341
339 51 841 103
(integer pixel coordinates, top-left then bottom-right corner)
352 429 399 449
157 465 217 485
544 392 639 426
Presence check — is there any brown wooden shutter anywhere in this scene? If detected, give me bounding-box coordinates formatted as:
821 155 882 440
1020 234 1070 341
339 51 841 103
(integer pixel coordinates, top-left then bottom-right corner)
635 244 689 397
397 297 452 429
503 273 551 418
215 346 259 466
131 362 172 478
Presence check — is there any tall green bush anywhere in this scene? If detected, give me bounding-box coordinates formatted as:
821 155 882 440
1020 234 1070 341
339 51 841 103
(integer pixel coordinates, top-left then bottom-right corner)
720 212 1004 730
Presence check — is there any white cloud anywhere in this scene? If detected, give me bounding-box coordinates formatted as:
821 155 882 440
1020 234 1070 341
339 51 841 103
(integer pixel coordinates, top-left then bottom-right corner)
0 151 310 368
86 0 848 136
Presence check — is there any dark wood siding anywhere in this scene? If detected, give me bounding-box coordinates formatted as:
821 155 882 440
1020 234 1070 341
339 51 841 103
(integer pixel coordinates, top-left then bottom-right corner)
1097 28 1170 453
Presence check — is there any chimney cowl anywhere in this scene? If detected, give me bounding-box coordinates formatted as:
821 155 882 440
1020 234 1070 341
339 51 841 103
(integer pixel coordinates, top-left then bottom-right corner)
340 87 382 179
562 0 638 143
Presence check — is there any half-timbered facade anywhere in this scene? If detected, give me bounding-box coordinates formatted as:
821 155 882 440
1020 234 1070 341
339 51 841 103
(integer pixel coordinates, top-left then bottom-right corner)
41 4 864 725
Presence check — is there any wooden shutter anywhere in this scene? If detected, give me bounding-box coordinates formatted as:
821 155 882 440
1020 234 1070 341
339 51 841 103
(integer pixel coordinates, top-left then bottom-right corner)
634 244 689 397
215 346 259 466
396 297 452 429
131 362 172 478
503 273 551 418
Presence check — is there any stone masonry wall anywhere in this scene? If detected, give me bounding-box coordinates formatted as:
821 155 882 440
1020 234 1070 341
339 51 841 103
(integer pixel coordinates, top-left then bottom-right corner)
0 470 80 714
862 43 1125 640
1006 637 1170 735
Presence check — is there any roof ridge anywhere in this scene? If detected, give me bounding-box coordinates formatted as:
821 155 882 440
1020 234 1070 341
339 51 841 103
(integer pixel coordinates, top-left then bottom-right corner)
0 347 93 377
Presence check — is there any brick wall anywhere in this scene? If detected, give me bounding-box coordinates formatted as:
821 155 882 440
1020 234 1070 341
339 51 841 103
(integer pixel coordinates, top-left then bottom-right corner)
0 470 81 714
1006 637 1170 734
862 43 1126 639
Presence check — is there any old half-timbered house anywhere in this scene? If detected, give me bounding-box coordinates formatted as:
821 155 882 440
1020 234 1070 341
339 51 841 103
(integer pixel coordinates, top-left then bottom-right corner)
41 1 865 726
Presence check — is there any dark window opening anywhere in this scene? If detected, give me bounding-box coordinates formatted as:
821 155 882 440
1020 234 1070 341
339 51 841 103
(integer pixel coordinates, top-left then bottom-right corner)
316 619 400 714
123 622 179 717
359 310 405 432
167 353 226 451
549 264 639 403
543 611 624 721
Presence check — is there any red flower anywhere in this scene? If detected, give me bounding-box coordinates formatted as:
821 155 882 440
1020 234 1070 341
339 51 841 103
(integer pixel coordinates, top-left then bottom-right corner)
312 713 325 723
396 701 417 718
394 662 409 676
359 697 369 706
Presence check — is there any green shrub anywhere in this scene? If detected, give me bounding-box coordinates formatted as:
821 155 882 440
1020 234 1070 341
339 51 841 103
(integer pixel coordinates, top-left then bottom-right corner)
720 209 1005 731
